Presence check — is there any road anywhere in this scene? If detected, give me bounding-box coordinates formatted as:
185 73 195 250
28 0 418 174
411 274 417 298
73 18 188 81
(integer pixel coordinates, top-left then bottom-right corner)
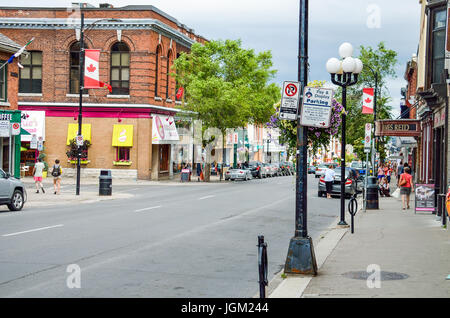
0 174 347 297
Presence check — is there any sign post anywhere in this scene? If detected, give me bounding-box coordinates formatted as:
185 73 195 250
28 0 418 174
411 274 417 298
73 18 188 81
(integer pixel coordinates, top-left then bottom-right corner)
280 81 301 121
299 87 334 128
364 123 372 212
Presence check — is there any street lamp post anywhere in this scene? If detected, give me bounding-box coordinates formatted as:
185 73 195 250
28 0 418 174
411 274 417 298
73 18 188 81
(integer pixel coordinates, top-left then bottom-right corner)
366 65 379 176
76 13 121 195
326 43 363 226
266 138 271 163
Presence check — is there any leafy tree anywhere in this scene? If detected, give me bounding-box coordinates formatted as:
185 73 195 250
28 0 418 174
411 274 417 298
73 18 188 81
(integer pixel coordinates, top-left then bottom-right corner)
173 39 280 181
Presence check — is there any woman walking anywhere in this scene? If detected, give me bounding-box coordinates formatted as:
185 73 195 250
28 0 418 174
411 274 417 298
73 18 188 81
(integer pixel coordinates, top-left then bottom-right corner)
51 159 62 195
324 164 335 199
399 167 414 210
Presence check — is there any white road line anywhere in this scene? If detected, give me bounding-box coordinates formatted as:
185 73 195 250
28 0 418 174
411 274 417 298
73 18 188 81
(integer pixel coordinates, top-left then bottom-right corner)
198 195 215 200
134 205 162 212
2 224 64 237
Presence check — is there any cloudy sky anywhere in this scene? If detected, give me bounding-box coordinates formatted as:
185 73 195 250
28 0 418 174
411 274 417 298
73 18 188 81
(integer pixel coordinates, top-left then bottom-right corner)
6 0 421 117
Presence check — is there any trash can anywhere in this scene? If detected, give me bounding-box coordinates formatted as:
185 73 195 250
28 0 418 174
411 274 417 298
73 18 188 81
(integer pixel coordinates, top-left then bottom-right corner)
366 176 379 209
99 169 112 196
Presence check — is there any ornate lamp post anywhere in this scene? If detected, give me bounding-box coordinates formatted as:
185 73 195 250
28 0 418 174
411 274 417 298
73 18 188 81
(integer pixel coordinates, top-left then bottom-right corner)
326 42 363 226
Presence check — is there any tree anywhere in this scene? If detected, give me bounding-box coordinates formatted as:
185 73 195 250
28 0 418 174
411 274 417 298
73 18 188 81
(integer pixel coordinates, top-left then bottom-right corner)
173 39 280 181
344 42 398 161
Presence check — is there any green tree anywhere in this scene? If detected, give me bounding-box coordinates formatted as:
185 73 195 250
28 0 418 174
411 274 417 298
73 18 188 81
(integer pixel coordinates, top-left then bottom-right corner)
343 42 398 161
173 39 280 181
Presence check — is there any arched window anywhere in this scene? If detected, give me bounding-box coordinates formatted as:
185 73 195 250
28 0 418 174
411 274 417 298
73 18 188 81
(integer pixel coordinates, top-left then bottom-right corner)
69 42 85 94
155 45 162 97
110 42 130 95
166 50 172 99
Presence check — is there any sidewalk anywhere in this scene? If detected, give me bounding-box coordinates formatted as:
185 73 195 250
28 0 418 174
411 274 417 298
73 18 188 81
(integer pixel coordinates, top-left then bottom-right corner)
270 193 450 298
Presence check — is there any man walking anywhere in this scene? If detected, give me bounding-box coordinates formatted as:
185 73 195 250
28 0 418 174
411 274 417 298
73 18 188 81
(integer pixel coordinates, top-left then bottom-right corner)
33 158 45 194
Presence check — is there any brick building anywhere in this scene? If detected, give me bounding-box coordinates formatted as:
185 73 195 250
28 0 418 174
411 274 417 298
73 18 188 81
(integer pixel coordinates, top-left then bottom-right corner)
0 3 207 180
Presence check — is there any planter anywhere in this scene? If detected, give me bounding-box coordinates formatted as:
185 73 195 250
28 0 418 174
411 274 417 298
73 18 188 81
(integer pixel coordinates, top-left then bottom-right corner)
113 161 132 166
68 160 91 165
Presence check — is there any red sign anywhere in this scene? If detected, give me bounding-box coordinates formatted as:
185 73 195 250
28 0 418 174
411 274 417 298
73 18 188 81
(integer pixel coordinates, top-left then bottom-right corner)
285 83 297 97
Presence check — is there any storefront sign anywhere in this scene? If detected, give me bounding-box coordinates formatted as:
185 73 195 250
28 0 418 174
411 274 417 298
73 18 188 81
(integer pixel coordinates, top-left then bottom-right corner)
375 120 421 137
0 120 10 137
434 108 445 128
299 87 334 128
21 110 46 142
152 114 179 144
415 184 435 213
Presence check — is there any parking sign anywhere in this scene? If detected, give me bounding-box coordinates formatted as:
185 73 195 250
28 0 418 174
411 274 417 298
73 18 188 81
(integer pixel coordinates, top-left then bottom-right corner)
279 81 301 121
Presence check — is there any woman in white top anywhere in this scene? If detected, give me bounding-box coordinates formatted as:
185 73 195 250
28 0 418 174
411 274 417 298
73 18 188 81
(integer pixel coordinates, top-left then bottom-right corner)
324 165 336 199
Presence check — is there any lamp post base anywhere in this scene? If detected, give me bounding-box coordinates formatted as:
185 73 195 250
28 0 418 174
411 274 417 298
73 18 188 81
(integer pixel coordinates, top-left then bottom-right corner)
284 236 318 275
337 221 349 228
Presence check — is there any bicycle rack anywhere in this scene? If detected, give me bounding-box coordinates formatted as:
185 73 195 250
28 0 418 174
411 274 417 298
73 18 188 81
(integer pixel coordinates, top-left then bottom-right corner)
348 194 358 234
258 235 268 298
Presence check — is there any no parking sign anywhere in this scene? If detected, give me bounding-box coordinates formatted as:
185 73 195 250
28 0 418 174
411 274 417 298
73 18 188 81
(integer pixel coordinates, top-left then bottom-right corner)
11 122 20 135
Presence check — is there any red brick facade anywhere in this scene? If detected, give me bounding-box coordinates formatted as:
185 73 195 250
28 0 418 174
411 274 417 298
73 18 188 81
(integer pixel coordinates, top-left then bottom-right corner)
0 51 18 109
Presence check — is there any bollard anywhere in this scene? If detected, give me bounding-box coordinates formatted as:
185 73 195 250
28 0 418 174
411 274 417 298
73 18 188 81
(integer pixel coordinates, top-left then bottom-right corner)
257 235 268 298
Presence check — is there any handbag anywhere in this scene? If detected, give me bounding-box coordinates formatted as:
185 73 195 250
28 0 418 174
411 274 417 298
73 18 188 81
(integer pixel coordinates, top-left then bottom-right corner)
398 175 407 187
391 188 400 199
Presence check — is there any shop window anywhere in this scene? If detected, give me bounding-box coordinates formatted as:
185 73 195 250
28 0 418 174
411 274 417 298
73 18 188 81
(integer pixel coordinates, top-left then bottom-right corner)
116 147 130 161
19 51 42 93
429 7 447 85
110 42 130 95
0 61 6 101
69 42 88 94
155 45 162 97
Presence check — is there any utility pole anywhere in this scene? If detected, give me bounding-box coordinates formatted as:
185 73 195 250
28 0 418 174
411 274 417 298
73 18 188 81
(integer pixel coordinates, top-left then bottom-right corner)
76 12 85 196
284 0 317 275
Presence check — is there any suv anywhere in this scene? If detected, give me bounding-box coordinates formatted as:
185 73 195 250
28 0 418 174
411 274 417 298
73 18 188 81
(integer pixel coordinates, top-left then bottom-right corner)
0 169 27 211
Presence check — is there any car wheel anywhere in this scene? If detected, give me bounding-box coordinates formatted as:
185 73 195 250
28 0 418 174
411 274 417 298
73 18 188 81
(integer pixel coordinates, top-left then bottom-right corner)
8 190 24 211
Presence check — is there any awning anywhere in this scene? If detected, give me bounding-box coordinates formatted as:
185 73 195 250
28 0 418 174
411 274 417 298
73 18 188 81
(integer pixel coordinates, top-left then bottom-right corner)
66 123 92 145
112 124 133 147
152 114 179 144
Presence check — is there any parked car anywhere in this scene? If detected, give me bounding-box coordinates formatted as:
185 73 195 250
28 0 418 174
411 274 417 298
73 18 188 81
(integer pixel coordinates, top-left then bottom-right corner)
308 165 316 174
248 161 267 179
350 161 373 175
269 163 281 177
281 162 294 175
315 163 338 178
262 163 273 177
0 169 27 211
317 167 359 198
225 168 253 181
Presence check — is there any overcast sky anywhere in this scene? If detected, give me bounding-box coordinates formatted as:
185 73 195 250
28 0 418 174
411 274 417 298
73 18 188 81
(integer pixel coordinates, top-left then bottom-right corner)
5 0 421 117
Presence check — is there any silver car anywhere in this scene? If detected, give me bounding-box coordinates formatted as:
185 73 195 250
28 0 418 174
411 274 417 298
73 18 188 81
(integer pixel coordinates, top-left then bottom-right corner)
0 169 27 211
225 168 253 181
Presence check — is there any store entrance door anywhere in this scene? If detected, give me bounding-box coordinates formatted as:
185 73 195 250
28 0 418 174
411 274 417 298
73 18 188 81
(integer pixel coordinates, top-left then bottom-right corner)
159 144 169 174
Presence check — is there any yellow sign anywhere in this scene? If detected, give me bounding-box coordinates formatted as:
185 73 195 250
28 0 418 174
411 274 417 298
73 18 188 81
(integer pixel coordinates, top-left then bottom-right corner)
112 124 133 147
66 124 91 145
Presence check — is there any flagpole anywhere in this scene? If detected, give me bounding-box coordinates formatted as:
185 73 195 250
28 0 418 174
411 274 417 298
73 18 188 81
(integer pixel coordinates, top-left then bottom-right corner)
76 12 84 196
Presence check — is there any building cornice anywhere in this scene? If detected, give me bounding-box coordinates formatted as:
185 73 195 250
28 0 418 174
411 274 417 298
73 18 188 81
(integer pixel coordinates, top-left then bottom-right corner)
0 18 195 48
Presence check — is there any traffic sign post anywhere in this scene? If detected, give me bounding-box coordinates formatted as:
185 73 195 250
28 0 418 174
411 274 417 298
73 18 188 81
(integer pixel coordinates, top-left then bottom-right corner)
11 122 20 136
364 123 372 153
299 87 334 128
279 81 301 121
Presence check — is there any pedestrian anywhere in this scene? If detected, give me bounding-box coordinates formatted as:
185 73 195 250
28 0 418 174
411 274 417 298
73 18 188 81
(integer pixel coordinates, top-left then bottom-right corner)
51 159 62 195
399 167 414 210
379 177 390 197
324 164 335 199
397 161 404 185
377 164 385 181
32 158 45 194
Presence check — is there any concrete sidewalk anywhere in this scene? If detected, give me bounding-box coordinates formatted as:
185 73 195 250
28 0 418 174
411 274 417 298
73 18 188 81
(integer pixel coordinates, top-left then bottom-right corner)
270 194 450 298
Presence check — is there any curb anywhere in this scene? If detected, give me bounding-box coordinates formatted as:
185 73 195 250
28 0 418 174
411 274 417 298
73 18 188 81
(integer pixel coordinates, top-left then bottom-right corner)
266 196 364 298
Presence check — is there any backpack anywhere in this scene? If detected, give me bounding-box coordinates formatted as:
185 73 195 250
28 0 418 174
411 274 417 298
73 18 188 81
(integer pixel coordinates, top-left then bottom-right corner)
51 165 61 177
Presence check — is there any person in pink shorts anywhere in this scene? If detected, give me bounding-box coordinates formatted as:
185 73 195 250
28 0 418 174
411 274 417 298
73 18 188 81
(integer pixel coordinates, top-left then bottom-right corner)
33 158 45 194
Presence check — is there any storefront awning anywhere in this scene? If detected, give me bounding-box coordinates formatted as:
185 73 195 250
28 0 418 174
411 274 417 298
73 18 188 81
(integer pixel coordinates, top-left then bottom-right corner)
66 123 92 145
152 114 179 144
112 124 133 147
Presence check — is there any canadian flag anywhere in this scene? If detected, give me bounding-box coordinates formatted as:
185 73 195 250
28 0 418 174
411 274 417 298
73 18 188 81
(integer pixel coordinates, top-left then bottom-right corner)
362 88 374 114
84 49 101 89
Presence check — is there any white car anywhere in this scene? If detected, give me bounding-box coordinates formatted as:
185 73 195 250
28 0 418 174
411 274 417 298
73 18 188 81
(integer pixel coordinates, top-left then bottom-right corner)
315 163 338 178
225 168 253 181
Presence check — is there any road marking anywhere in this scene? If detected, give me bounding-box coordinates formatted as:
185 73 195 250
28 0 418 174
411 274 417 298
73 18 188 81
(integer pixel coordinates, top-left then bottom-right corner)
134 205 162 212
198 195 215 200
2 224 64 237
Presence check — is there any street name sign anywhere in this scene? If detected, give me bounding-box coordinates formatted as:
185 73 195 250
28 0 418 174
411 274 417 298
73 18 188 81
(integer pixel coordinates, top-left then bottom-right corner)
299 87 334 128
279 81 300 121
364 123 372 153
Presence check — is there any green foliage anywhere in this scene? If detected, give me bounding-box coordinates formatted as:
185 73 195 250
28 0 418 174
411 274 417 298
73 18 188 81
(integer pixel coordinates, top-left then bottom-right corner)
66 139 91 161
172 39 281 135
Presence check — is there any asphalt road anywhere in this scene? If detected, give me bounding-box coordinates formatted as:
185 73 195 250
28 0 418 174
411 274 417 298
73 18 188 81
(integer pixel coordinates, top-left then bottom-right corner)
0 174 347 297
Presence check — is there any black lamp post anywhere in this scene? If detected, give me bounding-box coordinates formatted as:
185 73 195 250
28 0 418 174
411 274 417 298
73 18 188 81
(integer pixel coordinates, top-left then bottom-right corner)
76 13 121 195
326 43 363 226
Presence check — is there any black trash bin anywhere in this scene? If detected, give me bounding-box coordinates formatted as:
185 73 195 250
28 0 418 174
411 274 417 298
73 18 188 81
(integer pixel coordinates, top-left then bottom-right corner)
99 170 112 196
366 176 379 209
